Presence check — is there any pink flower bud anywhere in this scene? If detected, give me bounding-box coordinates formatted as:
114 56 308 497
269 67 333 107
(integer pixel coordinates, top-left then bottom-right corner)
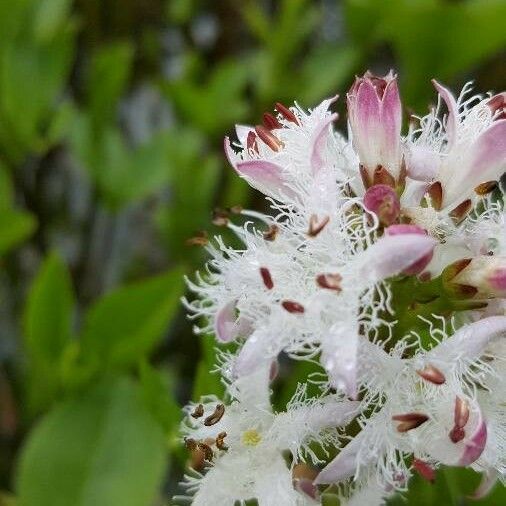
451 256 506 298
363 184 400 226
347 71 402 185
385 224 434 275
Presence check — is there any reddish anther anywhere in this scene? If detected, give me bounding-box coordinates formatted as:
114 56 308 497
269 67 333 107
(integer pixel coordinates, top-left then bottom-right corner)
246 131 258 153
416 364 446 385
392 412 429 432
275 102 300 124
255 125 283 152
263 112 282 130
281 300 305 313
260 267 274 290
316 273 343 292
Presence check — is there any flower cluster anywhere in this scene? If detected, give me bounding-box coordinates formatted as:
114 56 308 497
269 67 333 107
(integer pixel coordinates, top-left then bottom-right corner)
179 72 506 505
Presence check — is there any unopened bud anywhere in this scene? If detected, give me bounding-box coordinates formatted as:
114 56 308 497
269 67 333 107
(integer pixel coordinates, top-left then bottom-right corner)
448 256 506 299
364 184 401 226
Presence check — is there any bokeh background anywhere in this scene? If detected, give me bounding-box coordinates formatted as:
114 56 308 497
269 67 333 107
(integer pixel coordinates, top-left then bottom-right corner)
0 1 505 505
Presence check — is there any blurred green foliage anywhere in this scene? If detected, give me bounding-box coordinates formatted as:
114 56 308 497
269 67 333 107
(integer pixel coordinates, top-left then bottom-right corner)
0 1 504 505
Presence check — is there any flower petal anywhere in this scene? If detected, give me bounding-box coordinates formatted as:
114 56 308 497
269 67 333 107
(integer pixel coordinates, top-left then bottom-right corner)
311 113 338 174
458 415 487 466
235 159 288 196
427 316 506 363
321 325 359 399
360 233 438 282
469 469 498 499
314 435 362 484
215 300 239 342
433 79 458 148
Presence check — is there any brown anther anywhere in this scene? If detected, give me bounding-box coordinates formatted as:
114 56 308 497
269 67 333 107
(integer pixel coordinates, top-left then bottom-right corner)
263 224 279 241
275 102 300 125
449 425 466 443
443 258 472 281
427 181 443 211
203 403 225 426
454 396 470 429
191 404 204 419
260 267 274 290
212 208 229 226
397 157 407 192
186 231 208 246
359 164 371 189
307 214 330 237
392 412 429 432
449 199 472 225
281 300 305 313
247 131 258 153
255 125 283 152
316 273 343 292
416 365 446 385
413 458 435 483
216 431 228 450
197 442 214 461
263 112 282 130
373 165 396 188
474 181 498 196
184 437 197 451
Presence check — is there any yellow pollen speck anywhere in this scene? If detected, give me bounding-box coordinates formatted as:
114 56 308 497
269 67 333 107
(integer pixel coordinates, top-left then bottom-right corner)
242 429 262 446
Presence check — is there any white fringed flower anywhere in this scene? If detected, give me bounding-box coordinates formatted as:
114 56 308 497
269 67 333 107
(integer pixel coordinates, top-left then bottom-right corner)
178 366 358 506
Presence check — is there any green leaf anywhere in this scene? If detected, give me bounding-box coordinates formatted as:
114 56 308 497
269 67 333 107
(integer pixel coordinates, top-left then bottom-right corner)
24 252 75 364
22 252 75 414
0 209 36 255
88 42 134 128
33 0 72 42
0 162 14 209
139 361 180 433
192 334 226 400
80 268 184 370
16 376 167 506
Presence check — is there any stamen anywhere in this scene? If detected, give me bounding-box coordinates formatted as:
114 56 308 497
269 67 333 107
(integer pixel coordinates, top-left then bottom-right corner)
215 431 228 450
247 131 258 153
392 412 429 432
263 112 282 130
359 164 371 189
204 404 225 426
413 458 435 482
263 224 279 241
308 214 330 237
260 267 274 289
475 181 498 196
416 364 446 385
184 437 197 451
191 404 204 419
255 125 284 151
373 165 395 187
186 231 208 246
197 442 214 461
316 273 342 292
275 102 300 125
242 429 262 446
281 300 305 313
454 397 470 429
449 199 472 225
427 181 443 211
